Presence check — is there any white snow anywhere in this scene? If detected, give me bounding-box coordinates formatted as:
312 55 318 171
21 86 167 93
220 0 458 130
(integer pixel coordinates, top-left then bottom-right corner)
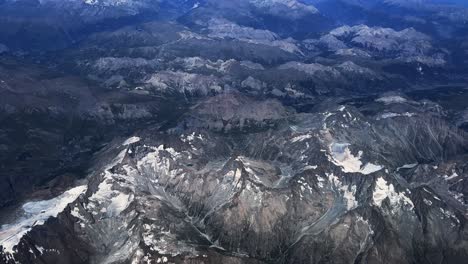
375 95 407 104
373 177 414 211
36 246 45 255
378 112 415 120
423 198 433 206
0 185 87 254
450 191 465 204
444 171 459 181
303 165 318 171
360 163 385 175
70 206 87 222
327 173 358 210
123 136 140 146
328 143 383 175
396 163 418 171
89 170 133 216
175 57 237 73
316 175 325 188
108 193 131 216
291 134 313 143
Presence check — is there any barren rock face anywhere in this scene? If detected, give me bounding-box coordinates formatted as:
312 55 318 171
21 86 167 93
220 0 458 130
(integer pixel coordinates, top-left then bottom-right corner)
1 95 467 263
182 93 290 131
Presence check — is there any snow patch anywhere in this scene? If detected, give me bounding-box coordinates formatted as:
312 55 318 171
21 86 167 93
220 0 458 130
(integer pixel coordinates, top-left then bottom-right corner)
375 95 407 104
373 177 414 212
327 173 358 210
108 193 131 216
378 112 415 120
328 143 383 175
444 171 459 181
123 136 140 146
89 170 132 216
0 185 87 255
396 163 418 171
291 134 312 143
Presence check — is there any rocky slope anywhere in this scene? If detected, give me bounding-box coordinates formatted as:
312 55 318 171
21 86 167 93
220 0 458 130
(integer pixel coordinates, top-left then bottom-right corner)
1 0 468 263
1 93 467 263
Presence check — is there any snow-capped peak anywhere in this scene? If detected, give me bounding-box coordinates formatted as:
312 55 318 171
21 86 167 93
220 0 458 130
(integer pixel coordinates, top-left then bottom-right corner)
250 0 319 15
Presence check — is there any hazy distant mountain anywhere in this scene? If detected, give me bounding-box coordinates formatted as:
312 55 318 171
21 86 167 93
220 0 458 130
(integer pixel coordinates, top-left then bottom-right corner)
0 1 467 264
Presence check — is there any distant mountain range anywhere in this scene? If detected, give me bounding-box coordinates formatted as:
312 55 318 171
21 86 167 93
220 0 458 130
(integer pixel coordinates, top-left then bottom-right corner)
0 0 467 263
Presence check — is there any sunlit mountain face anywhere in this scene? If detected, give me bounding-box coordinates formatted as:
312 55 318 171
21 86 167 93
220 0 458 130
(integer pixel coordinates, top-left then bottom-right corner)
0 1 467 263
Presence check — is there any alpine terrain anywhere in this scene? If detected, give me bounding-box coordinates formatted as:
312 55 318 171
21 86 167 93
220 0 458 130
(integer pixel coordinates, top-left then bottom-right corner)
0 0 467 263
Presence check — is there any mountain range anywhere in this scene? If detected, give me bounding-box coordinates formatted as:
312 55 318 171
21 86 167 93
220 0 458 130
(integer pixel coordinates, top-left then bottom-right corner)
0 0 467 263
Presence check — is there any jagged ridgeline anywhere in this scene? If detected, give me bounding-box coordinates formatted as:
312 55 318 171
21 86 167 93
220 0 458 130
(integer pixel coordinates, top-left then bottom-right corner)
0 0 468 264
